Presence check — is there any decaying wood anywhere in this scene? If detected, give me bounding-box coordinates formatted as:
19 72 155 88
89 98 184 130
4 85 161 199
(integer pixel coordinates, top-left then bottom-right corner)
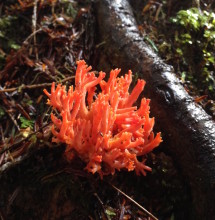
96 0 215 219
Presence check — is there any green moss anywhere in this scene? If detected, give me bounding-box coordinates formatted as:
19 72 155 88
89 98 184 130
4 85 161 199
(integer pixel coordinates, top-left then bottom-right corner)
171 8 215 97
0 16 21 52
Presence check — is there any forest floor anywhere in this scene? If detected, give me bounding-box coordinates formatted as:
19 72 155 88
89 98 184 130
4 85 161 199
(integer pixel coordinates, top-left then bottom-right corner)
1 0 214 219
131 0 215 119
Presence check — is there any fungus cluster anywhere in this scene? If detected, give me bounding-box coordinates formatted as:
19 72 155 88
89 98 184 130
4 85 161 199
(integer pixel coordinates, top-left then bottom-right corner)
44 60 162 176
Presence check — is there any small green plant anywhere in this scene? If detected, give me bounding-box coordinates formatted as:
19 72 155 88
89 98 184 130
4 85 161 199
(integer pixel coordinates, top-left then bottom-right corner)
0 107 5 119
20 116 34 129
0 16 21 50
59 0 77 18
0 16 21 69
171 8 215 97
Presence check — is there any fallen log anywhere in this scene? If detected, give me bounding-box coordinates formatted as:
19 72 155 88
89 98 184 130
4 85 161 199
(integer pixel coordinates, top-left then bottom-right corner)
95 0 215 219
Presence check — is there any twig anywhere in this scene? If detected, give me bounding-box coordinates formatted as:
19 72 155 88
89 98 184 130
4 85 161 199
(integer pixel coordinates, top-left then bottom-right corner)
0 125 5 144
119 199 126 220
8 187 20 207
23 28 42 45
94 193 108 220
94 193 104 206
41 167 87 182
32 0 38 60
51 0 56 14
0 209 6 220
154 4 162 22
0 124 49 156
0 75 75 93
5 108 20 131
0 126 6 166
109 183 158 220
0 3 3 17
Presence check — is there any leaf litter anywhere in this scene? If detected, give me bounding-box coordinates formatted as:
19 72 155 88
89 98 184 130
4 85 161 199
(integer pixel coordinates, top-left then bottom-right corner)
0 1 191 219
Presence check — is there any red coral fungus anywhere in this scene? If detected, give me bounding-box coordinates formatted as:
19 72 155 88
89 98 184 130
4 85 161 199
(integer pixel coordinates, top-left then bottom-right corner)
44 60 162 176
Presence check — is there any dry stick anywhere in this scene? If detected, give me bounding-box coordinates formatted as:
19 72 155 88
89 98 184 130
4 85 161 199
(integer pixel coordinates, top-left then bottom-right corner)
0 125 5 144
93 193 108 220
0 126 6 165
0 75 75 93
32 0 38 60
110 183 158 220
0 209 6 220
0 123 49 156
23 28 42 45
5 108 20 131
119 199 126 220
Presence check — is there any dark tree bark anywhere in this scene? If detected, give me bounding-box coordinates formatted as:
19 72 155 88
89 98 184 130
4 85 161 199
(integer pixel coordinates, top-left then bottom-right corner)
95 0 215 219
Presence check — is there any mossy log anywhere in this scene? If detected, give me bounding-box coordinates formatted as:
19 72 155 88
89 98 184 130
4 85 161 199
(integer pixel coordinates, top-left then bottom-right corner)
95 0 215 219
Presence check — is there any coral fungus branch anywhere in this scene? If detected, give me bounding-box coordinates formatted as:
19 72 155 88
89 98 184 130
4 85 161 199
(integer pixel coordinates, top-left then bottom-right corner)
44 60 162 176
